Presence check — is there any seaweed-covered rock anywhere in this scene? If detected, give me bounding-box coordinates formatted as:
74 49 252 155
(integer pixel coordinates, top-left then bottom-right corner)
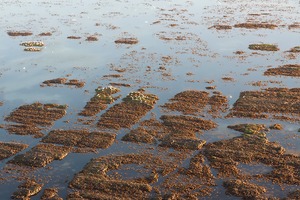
161 90 228 117
122 127 156 144
161 90 209 115
286 190 300 199
38 32 52 36
42 78 68 85
123 91 158 106
5 103 67 126
67 36 81 39
160 137 206 150
204 127 300 185
79 86 120 116
265 164 300 185
20 41 44 47
24 47 42 52
68 154 178 199
223 179 266 199
42 129 89 146
156 153 215 199
7 31 32 36
287 46 300 53
248 44 279 51
234 23 277 29
122 118 170 145
5 103 68 138
98 91 158 130
86 36 98 41
41 188 63 200
0 142 28 160
269 124 283 130
42 78 85 88
115 38 139 44
161 115 217 132
12 180 43 199
264 64 300 77
158 115 215 150
9 144 71 168
228 123 268 139
208 25 232 30
227 88 300 121
5 124 43 138
42 130 115 150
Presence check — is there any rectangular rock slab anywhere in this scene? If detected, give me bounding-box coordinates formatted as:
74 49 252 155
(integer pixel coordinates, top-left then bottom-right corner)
5 124 43 138
69 174 152 199
12 179 43 199
9 144 71 168
5 103 67 127
227 88 300 121
161 115 217 132
0 142 28 160
77 132 116 149
42 130 116 149
42 130 89 146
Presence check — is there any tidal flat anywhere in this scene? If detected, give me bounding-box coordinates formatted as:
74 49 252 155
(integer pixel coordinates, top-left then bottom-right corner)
0 0 299 199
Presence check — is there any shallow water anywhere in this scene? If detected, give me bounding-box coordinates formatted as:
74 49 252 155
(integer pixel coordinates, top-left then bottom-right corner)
0 0 299 199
